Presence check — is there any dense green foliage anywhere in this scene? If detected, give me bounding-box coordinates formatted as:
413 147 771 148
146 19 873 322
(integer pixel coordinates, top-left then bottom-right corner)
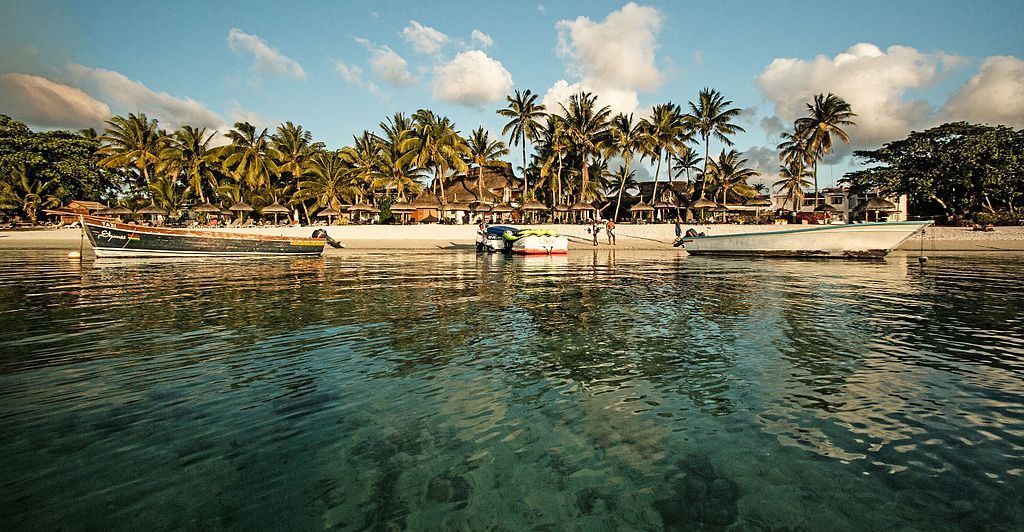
844 122 1024 223
3 87 767 224
0 115 113 222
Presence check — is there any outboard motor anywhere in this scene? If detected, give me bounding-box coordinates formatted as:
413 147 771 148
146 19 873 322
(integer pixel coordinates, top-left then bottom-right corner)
312 229 345 249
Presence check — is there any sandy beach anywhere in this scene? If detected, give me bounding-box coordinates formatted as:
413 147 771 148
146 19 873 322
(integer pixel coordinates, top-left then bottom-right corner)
2 223 1023 253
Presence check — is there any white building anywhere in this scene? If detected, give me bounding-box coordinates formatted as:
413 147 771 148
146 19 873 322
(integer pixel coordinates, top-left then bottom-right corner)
771 187 907 222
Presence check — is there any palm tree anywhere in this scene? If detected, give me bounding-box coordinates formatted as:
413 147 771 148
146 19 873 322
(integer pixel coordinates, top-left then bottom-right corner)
644 103 688 203
273 121 320 188
537 115 570 205
671 144 702 184
794 93 856 203
497 89 546 192
97 113 163 192
371 127 422 201
560 92 611 203
158 126 218 202
148 174 193 212
466 127 509 202
221 122 281 191
5 164 58 224
297 150 351 216
684 88 745 200
706 150 759 207
605 113 646 221
413 111 470 204
774 162 812 212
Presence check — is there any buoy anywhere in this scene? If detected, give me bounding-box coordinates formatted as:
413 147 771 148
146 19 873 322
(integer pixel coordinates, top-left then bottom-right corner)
67 251 81 259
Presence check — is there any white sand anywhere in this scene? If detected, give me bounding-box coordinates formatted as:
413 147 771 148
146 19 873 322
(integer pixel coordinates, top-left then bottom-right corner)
2 223 1023 251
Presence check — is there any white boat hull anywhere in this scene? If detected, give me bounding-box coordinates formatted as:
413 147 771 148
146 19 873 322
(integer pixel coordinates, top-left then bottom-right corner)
682 221 931 258
511 235 569 255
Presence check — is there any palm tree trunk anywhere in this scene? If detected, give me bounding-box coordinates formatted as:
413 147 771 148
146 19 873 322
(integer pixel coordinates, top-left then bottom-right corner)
700 137 710 199
556 154 563 205
614 156 630 222
649 150 662 204
813 159 819 205
580 157 589 203
438 167 447 204
522 135 528 197
478 165 484 202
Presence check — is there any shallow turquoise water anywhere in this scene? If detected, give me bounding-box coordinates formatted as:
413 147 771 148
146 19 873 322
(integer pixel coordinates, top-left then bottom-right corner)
1 250 1022 530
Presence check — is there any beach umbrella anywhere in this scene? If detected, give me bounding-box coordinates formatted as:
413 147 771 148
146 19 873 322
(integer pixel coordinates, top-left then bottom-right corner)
261 202 290 224
520 200 547 222
390 201 414 212
855 197 897 221
491 203 514 213
690 197 719 222
316 207 341 225
348 202 376 223
443 201 471 212
136 204 167 224
745 196 772 222
411 193 441 209
630 201 655 222
99 206 134 220
137 204 167 215
193 202 221 213
571 201 596 223
228 201 254 222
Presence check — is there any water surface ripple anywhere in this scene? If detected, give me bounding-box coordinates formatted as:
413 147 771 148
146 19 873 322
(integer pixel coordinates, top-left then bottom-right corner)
1 250 1022 530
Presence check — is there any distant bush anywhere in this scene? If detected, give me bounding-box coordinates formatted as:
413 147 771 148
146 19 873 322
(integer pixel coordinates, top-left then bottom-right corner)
973 211 1023 226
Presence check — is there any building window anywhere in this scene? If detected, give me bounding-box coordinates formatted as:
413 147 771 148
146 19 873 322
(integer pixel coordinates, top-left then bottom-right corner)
829 196 844 205
802 199 815 207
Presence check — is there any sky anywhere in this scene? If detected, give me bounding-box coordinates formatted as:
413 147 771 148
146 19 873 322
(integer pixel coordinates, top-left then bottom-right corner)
1 0 1022 187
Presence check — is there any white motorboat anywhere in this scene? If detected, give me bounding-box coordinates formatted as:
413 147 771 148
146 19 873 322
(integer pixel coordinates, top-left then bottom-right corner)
476 225 569 255
680 221 931 258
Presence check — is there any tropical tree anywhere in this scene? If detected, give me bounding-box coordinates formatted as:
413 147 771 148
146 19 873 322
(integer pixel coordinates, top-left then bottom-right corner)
684 88 745 200
97 113 163 192
148 174 192 213
644 103 689 203
705 150 759 206
794 92 856 202
412 111 469 204
605 113 647 221
536 115 570 205
497 89 546 191
560 92 611 203
466 127 509 201
297 150 351 218
158 126 218 202
774 162 812 211
221 122 281 191
3 164 59 224
273 121 321 189
371 128 422 201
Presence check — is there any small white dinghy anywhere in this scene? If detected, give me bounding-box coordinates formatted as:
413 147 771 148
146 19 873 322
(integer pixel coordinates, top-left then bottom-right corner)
681 221 931 258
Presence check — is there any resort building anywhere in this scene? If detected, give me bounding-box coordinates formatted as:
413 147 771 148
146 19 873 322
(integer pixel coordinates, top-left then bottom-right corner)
771 187 908 222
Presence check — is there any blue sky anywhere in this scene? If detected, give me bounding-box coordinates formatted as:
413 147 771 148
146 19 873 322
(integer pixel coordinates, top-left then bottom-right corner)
2 0 1022 185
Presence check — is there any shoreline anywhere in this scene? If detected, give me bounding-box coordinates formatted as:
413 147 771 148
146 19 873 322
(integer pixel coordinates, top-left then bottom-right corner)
2 224 1023 252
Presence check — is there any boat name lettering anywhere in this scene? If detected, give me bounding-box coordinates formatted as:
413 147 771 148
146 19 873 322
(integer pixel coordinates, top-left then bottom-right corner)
97 230 127 241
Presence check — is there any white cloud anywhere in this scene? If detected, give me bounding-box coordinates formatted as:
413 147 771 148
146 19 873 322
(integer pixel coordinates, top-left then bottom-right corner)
227 28 306 81
334 60 363 84
471 29 493 48
401 20 449 55
0 73 111 129
432 50 512 107
356 38 417 86
541 79 641 116
547 2 664 116
537 4 546 14
68 64 225 131
740 146 778 186
756 43 961 148
942 56 1024 128
556 2 664 91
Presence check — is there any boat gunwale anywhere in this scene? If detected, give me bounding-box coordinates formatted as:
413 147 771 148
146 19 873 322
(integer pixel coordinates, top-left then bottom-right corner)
81 214 325 244
684 220 932 241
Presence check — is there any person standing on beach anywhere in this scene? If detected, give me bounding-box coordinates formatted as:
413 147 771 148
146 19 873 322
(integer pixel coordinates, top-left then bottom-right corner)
591 220 601 246
605 219 616 245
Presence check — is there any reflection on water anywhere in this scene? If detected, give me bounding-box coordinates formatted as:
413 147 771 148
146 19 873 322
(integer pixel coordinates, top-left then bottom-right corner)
1 250 1022 529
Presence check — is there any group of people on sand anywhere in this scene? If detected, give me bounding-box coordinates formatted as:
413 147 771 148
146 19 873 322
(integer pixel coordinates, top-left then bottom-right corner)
587 219 616 246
